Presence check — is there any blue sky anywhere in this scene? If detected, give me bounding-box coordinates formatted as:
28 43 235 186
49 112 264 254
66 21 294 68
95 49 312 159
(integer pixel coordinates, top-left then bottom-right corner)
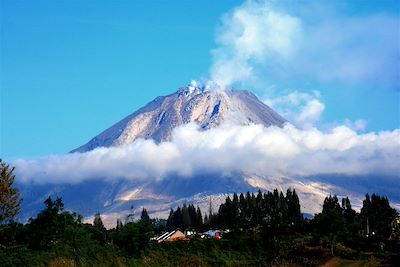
1 0 399 159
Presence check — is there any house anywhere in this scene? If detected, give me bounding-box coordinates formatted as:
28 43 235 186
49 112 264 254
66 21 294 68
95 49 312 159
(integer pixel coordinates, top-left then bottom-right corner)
152 230 189 243
201 230 223 239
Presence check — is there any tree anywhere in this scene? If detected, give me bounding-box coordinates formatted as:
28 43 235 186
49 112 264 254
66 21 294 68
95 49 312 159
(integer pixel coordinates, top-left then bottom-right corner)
322 195 343 214
116 218 124 230
195 206 203 231
181 203 190 230
93 212 105 230
126 205 135 224
315 195 346 256
44 196 64 213
342 197 356 223
166 209 174 230
286 189 302 230
361 193 398 239
27 197 76 249
175 207 182 229
188 204 197 229
0 159 22 224
140 208 150 222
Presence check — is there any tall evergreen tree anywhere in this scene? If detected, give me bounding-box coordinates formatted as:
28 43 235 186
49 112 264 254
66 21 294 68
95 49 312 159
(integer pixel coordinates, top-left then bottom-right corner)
116 218 123 230
218 201 227 228
0 159 22 224
322 195 343 214
316 195 346 256
166 209 174 230
195 206 203 231
286 189 302 227
175 207 182 229
93 212 105 230
181 203 190 230
341 197 356 223
188 204 197 229
361 193 398 239
140 208 150 222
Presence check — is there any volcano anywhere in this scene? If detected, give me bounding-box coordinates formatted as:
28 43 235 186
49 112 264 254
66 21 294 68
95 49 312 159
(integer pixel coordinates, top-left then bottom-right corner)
20 82 294 226
20 82 397 228
72 81 286 153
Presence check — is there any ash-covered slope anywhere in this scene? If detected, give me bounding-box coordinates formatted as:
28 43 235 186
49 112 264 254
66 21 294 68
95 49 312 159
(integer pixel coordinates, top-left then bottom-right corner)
72 82 286 153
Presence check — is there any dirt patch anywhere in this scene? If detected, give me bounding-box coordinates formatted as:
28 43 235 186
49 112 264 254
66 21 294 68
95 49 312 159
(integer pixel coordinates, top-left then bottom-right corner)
322 257 384 267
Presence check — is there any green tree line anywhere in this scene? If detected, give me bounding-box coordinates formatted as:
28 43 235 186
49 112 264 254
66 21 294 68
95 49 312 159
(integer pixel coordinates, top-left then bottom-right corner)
0 159 399 266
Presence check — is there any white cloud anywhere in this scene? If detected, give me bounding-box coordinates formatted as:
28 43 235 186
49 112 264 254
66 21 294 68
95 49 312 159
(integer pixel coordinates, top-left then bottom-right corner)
210 0 302 88
344 119 367 132
264 91 325 128
210 0 399 89
13 123 400 184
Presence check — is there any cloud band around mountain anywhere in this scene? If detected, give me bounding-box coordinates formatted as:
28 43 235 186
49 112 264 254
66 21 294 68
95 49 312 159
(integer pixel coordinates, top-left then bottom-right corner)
14 123 400 184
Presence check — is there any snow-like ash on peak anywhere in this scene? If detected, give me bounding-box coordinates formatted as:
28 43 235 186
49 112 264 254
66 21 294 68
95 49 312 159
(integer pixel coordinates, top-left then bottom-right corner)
71 83 286 153
178 80 226 97
178 80 207 97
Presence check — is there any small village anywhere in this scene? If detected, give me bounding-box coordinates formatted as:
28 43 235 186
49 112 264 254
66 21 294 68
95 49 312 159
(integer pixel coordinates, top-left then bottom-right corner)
151 229 229 243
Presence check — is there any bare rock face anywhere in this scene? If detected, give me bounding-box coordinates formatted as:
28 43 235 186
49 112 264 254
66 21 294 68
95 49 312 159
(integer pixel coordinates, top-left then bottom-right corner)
71 82 286 153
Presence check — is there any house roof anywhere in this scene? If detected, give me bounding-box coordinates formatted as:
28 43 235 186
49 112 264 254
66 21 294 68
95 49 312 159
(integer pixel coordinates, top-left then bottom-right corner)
155 230 186 242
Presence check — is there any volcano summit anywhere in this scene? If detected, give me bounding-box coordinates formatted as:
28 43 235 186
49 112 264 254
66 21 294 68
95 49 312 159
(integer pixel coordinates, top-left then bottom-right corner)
72 81 286 153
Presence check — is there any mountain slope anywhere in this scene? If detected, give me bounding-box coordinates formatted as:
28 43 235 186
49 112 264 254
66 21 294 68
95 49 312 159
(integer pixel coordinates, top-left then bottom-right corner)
72 82 286 153
18 83 400 228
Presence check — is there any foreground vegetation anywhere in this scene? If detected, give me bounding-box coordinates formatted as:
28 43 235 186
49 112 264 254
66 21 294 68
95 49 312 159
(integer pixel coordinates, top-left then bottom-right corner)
1 160 399 266
1 192 399 266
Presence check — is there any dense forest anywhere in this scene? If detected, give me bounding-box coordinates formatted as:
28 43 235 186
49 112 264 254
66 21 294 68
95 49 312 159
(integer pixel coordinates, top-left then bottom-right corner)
1 160 399 266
